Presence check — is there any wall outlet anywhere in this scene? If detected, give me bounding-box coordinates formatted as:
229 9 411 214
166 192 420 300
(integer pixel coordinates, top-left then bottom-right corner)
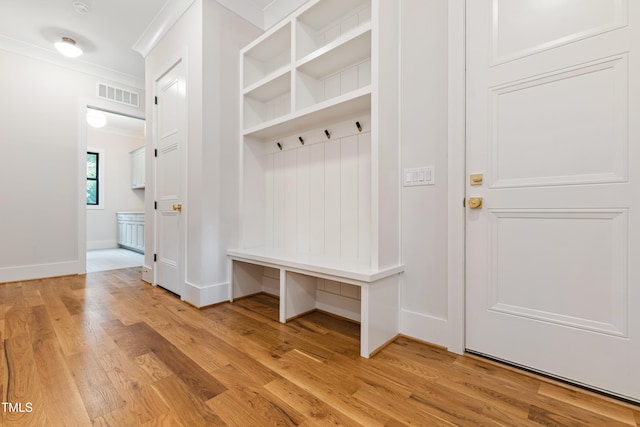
403 166 434 186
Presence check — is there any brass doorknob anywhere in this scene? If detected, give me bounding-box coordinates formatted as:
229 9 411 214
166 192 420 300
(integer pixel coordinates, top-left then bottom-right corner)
172 204 182 212
468 197 483 209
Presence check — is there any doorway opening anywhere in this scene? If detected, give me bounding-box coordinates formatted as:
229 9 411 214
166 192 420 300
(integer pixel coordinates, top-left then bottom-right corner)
84 106 146 273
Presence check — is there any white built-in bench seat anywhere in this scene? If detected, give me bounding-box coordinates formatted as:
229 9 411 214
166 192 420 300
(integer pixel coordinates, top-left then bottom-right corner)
227 248 404 357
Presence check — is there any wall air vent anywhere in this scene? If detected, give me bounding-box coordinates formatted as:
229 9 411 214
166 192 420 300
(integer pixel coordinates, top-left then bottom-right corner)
97 83 140 108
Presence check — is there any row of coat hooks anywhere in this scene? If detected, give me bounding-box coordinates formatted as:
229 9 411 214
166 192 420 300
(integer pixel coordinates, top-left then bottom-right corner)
277 121 363 150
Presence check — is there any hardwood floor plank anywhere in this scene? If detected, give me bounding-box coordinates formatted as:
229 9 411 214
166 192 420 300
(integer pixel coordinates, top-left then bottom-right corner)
537 381 639 426
37 286 88 356
98 348 171 423
5 303 30 339
27 305 57 343
137 413 186 427
270 348 394 426
101 319 152 358
151 375 226 426
134 352 173 383
4 334 49 426
265 377 369 427
1 268 638 426
65 348 127 420
208 386 303 427
353 383 466 427
32 338 92 425
128 322 228 401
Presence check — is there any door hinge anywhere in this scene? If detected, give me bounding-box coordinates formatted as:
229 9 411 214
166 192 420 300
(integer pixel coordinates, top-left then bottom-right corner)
154 96 158 105
154 253 157 262
154 148 158 158
463 198 466 208
154 201 157 210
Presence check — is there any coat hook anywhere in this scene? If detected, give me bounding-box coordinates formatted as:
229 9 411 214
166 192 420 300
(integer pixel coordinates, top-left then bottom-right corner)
356 121 362 132
324 129 331 139
277 142 282 150
299 136 304 145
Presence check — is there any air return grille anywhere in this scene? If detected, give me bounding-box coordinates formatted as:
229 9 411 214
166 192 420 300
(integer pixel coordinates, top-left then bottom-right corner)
97 83 140 108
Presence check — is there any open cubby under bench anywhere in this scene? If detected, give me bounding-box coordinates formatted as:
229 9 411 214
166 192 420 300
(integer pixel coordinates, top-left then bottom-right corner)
227 249 404 358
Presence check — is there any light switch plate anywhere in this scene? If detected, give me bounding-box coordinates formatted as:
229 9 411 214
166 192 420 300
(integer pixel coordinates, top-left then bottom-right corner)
404 166 434 186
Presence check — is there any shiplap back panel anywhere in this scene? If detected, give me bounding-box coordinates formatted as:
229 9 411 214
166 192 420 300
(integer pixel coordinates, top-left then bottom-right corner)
264 130 372 265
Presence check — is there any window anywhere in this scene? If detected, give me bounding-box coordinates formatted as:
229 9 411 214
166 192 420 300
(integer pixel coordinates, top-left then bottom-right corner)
87 151 99 205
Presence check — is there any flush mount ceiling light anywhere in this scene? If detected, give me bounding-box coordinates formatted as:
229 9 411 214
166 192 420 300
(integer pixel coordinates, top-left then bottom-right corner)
54 37 83 58
86 110 107 128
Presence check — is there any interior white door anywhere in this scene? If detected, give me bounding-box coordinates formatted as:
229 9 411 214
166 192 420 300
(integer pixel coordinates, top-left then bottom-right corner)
466 0 639 401
154 59 185 296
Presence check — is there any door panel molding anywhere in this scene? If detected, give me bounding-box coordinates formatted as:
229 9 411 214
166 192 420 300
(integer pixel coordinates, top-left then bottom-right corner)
491 0 628 65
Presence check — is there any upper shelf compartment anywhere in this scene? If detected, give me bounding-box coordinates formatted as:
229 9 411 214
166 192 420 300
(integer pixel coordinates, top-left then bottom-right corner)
296 0 372 61
243 22 291 89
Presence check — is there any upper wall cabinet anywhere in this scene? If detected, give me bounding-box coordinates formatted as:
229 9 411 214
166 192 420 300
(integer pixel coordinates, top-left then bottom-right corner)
130 146 145 189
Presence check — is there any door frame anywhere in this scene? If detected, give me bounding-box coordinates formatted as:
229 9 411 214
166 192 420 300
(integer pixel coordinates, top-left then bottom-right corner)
447 0 467 355
77 98 145 274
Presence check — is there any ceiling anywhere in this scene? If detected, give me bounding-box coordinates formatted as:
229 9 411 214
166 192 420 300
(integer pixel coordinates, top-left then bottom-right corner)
0 0 289 90
0 0 170 87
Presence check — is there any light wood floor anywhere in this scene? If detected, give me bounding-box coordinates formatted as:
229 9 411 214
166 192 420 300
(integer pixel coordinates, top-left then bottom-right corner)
1 268 638 426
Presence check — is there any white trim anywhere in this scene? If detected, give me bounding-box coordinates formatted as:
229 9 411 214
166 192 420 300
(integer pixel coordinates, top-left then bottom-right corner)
183 281 230 307
0 261 80 283
142 264 153 283
263 0 309 30
86 240 118 251
216 0 264 29
447 0 466 355
401 309 449 345
132 0 197 58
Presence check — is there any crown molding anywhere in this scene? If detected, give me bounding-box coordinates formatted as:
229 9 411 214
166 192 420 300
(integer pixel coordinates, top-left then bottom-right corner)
263 0 309 29
215 0 264 29
132 0 197 58
0 35 144 89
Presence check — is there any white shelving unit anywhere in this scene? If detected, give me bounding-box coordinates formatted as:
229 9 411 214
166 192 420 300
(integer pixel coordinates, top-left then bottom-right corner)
230 0 402 358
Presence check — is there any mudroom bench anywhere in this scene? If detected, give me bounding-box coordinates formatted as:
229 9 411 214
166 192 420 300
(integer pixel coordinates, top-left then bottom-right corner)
227 249 404 358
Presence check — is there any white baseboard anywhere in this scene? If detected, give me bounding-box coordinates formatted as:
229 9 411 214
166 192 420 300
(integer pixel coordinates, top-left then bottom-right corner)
316 290 361 322
142 264 153 284
0 260 80 283
183 281 230 307
400 309 449 349
87 240 118 250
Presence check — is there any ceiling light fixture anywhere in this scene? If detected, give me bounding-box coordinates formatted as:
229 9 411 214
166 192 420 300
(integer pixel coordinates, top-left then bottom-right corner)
86 110 107 128
54 37 83 58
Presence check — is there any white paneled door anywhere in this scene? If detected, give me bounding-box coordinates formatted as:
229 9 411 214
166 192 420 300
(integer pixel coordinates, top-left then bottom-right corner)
154 59 185 296
466 1 639 401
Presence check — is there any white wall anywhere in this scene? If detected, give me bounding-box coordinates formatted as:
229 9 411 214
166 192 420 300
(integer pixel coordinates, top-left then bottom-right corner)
0 49 144 282
86 128 145 250
399 0 451 346
143 0 261 304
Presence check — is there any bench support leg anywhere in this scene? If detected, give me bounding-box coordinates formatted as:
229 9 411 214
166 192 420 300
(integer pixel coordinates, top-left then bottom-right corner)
281 270 317 323
360 274 401 357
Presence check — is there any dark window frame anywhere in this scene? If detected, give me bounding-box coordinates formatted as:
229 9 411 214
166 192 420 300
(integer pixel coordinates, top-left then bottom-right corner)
87 151 100 206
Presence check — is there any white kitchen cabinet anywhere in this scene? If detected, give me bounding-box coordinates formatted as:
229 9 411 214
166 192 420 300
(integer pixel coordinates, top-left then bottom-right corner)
117 212 144 253
130 146 145 189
